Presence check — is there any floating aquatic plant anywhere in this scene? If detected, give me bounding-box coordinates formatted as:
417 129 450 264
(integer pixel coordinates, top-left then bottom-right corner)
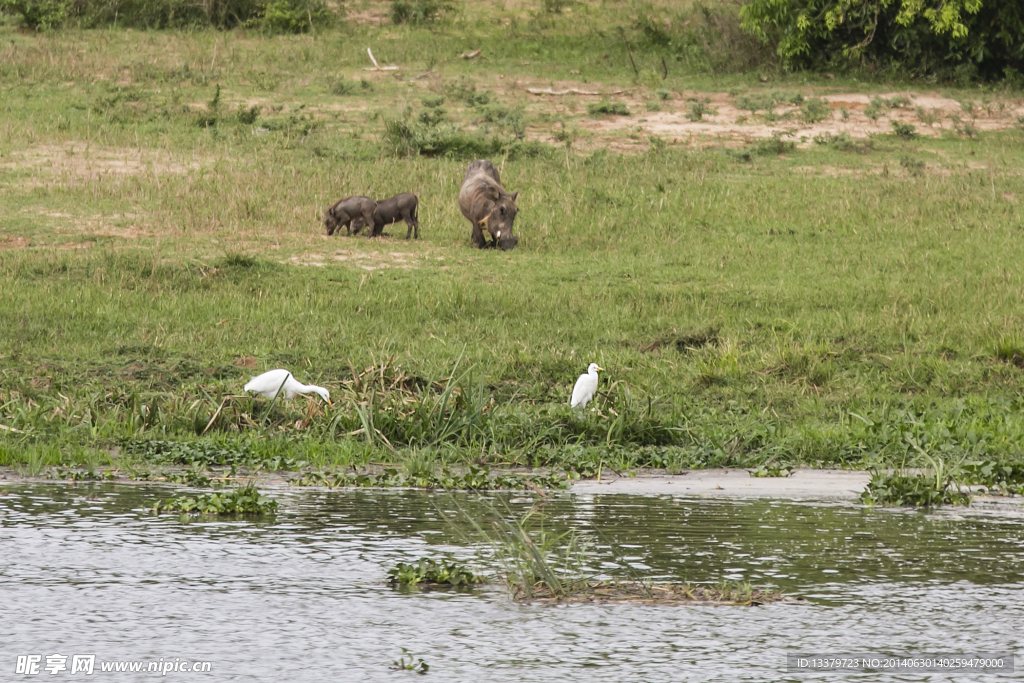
147 483 278 515
388 558 483 586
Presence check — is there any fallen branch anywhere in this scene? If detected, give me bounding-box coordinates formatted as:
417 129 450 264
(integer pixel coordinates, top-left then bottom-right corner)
365 47 399 71
460 49 481 59
526 87 625 96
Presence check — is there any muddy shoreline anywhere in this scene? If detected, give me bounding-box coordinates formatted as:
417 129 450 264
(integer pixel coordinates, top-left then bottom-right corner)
4 467 1023 508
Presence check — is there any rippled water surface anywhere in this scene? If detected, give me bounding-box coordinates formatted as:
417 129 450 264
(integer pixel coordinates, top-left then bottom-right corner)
2 484 1023 681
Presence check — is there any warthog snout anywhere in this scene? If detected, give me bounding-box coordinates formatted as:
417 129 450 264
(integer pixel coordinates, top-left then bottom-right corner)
496 233 518 251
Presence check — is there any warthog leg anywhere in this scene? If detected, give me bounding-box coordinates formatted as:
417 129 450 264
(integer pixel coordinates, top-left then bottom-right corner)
403 208 419 239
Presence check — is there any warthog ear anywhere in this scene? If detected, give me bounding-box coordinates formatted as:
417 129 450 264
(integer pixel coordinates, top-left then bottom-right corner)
510 191 519 202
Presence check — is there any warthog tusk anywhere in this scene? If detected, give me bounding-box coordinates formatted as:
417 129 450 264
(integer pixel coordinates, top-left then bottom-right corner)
496 230 501 238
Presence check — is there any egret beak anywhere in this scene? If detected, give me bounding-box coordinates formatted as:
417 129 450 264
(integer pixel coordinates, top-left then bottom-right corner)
596 366 605 372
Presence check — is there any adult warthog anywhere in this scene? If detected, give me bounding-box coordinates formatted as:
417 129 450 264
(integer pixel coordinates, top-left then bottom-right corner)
351 192 420 239
458 159 519 250
324 196 376 236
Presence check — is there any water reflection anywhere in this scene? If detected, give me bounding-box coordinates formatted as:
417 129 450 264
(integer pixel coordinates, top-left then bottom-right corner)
0 484 1021 681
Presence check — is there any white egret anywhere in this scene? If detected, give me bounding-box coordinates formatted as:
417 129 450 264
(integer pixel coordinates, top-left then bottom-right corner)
570 363 603 409
244 369 331 404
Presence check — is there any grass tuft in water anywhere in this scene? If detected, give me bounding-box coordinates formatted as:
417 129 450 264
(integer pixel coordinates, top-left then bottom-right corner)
390 649 429 674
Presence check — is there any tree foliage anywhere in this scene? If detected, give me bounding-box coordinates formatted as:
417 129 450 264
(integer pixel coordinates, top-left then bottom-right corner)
0 0 337 32
740 0 1024 79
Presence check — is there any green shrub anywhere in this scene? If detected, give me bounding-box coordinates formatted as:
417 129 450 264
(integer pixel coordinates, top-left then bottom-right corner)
259 0 335 33
740 0 1024 80
899 155 925 176
237 105 260 125
891 121 918 140
631 2 775 73
864 97 890 121
800 97 831 123
735 92 776 112
391 0 449 25
686 98 717 121
812 131 872 153
541 0 573 14
476 103 527 140
0 0 335 31
0 0 68 29
587 101 630 117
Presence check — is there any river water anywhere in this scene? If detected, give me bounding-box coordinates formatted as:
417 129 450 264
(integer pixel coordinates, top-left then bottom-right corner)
1 483 1022 681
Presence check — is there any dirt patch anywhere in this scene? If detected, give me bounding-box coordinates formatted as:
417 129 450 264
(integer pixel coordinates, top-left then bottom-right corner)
11 208 154 247
286 247 422 270
1 143 203 185
234 355 258 369
514 82 1024 150
0 237 31 250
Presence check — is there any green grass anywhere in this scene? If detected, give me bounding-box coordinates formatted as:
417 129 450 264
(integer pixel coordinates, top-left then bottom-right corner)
1 12 1024 479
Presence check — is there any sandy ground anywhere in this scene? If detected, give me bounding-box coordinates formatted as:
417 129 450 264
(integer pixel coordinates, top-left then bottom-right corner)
573 468 872 499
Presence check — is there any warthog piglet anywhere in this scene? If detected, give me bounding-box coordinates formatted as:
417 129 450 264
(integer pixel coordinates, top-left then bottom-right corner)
324 196 376 236
350 192 420 239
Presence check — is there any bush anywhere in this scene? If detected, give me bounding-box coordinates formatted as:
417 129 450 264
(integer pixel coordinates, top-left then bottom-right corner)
0 0 335 31
587 101 630 117
800 97 831 123
685 97 717 121
632 1 776 73
891 121 918 140
0 0 68 29
259 0 335 33
383 118 547 159
740 0 1024 80
391 0 449 25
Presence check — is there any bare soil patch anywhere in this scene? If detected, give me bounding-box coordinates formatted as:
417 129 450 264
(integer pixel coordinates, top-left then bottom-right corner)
286 246 423 270
1 143 203 184
512 81 1024 150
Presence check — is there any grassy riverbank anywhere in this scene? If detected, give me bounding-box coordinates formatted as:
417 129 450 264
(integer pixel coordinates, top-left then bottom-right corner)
2 2 1024 483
